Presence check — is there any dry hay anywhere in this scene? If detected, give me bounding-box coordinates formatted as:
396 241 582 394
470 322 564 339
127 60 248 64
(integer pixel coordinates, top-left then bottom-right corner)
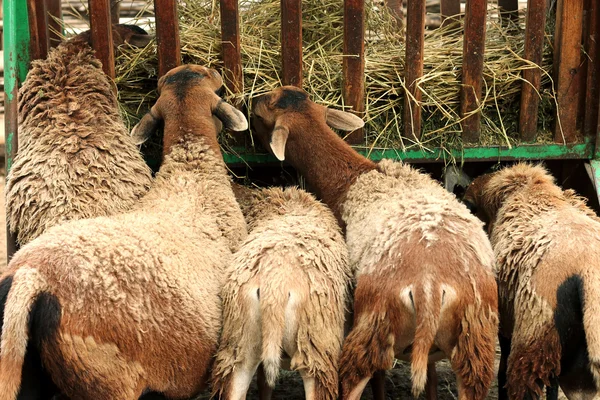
114 0 558 156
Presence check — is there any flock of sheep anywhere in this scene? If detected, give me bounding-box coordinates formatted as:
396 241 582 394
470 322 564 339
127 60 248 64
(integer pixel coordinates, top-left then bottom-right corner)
0 23 598 400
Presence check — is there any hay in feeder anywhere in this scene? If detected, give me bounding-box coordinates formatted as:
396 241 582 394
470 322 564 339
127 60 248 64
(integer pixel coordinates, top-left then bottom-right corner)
114 0 558 157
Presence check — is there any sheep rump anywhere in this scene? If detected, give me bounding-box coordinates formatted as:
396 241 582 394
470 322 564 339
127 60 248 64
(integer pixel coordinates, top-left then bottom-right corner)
211 187 351 400
7 32 152 245
339 159 498 399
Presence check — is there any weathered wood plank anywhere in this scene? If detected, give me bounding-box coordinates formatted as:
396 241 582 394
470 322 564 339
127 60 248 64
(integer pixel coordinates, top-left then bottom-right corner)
441 0 460 20
28 0 49 60
584 0 599 137
518 0 547 141
343 0 365 144
460 0 487 143
88 0 115 77
281 0 302 87
403 0 426 141
155 0 181 77
220 0 243 94
553 0 584 143
46 0 62 48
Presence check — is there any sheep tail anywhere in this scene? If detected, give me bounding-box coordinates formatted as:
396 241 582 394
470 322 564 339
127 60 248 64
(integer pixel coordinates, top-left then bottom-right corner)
260 284 288 387
583 270 600 389
410 282 442 398
0 268 48 400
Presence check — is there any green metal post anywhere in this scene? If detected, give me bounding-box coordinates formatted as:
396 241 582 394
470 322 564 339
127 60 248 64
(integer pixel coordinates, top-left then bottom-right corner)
4 0 31 260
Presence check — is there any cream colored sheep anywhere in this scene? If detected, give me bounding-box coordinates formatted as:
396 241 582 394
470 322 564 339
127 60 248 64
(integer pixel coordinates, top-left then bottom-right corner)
465 163 600 400
0 64 248 400
211 186 351 400
6 25 153 246
250 86 499 400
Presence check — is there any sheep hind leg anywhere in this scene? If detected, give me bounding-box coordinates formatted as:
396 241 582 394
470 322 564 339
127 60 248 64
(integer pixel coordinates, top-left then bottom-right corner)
257 364 273 400
498 334 511 400
425 363 438 400
369 370 386 400
224 358 261 400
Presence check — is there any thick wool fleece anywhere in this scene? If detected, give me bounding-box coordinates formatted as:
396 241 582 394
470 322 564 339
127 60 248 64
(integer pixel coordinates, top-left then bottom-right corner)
6 36 152 245
339 159 498 399
481 164 600 398
0 140 247 400
212 187 351 400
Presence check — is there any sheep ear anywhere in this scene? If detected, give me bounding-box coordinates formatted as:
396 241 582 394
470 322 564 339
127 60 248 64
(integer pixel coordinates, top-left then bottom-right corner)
130 111 161 145
214 100 248 131
326 108 365 131
270 123 289 161
126 34 153 48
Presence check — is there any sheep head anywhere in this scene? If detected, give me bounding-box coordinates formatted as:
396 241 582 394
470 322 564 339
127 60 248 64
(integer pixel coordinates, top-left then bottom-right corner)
131 64 247 155
251 86 364 161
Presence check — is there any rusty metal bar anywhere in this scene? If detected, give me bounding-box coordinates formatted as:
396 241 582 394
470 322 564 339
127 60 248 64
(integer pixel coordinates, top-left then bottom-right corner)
498 0 519 20
553 0 584 143
110 0 120 24
281 0 302 87
584 0 599 137
88 0 115 78
441 0 460 20
343 0 365 144
46 0 62 48
27 0 48 60
518 0 547 141
460 0 487 143
155 0 181 77
220 0 243 94
403 0 426 141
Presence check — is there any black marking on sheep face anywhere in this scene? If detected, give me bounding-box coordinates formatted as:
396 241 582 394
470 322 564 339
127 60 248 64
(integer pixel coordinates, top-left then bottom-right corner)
0 275 13 333
274 89 308 111
164 68 206 101
117 24 149 35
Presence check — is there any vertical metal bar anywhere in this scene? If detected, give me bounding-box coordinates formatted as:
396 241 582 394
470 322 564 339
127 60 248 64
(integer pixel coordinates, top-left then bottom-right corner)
219 0 242 93
385 0 404 27
498 0 519 20
518 0 547 141
27 0 49 60
578 0 591 128
281 0 302 87
441 0 460 20
460 0 487 144
343 0 365 144
110 0 120 24
88 0 115 78
4 0 30 259
584 0 599 137
403 0 425 141
155 0 181 77
46 0 63 48
553 0 584 143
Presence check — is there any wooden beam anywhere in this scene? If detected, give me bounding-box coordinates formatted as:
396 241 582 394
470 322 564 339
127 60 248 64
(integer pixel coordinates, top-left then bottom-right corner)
460 0 487 143
403 0 426 141
553 0 584 143
220 0 243 94
518 0 547 141
441 0 461 20
46 0 62 48
584 0 599 137
110 0 120 24
27 0 48 60
343 0 365 144
88 0 115 78
281 0 302 87
155 0 181 77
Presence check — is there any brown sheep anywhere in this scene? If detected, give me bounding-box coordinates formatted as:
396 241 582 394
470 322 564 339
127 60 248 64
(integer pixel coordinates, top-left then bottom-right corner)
0 65 248 400
6 25 153 246
464 163 600 400
249 86 499 400
211 186 352 400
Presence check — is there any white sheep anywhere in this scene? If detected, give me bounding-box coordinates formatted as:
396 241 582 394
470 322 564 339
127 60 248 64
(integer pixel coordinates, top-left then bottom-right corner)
250 86 499 400
211 185 352 400
6 25 154 246
0 64 248 400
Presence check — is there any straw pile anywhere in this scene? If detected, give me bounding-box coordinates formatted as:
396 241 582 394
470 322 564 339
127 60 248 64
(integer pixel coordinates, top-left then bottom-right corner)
114 0 557 154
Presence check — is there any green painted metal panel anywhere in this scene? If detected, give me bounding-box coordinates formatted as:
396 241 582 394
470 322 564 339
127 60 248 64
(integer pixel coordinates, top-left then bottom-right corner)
222 138 594 164
4 0 30 100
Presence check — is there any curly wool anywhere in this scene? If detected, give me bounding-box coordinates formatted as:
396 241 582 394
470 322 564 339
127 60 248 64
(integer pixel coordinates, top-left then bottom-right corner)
0 140 247 400
6 36 152 245
212 187 351 400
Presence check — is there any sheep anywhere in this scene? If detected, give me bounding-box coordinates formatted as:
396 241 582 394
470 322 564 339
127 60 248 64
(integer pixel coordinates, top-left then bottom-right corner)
464 163 600 400
250 86 499 400
0 64 249 400
211 185 352 400
6 24 154 246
